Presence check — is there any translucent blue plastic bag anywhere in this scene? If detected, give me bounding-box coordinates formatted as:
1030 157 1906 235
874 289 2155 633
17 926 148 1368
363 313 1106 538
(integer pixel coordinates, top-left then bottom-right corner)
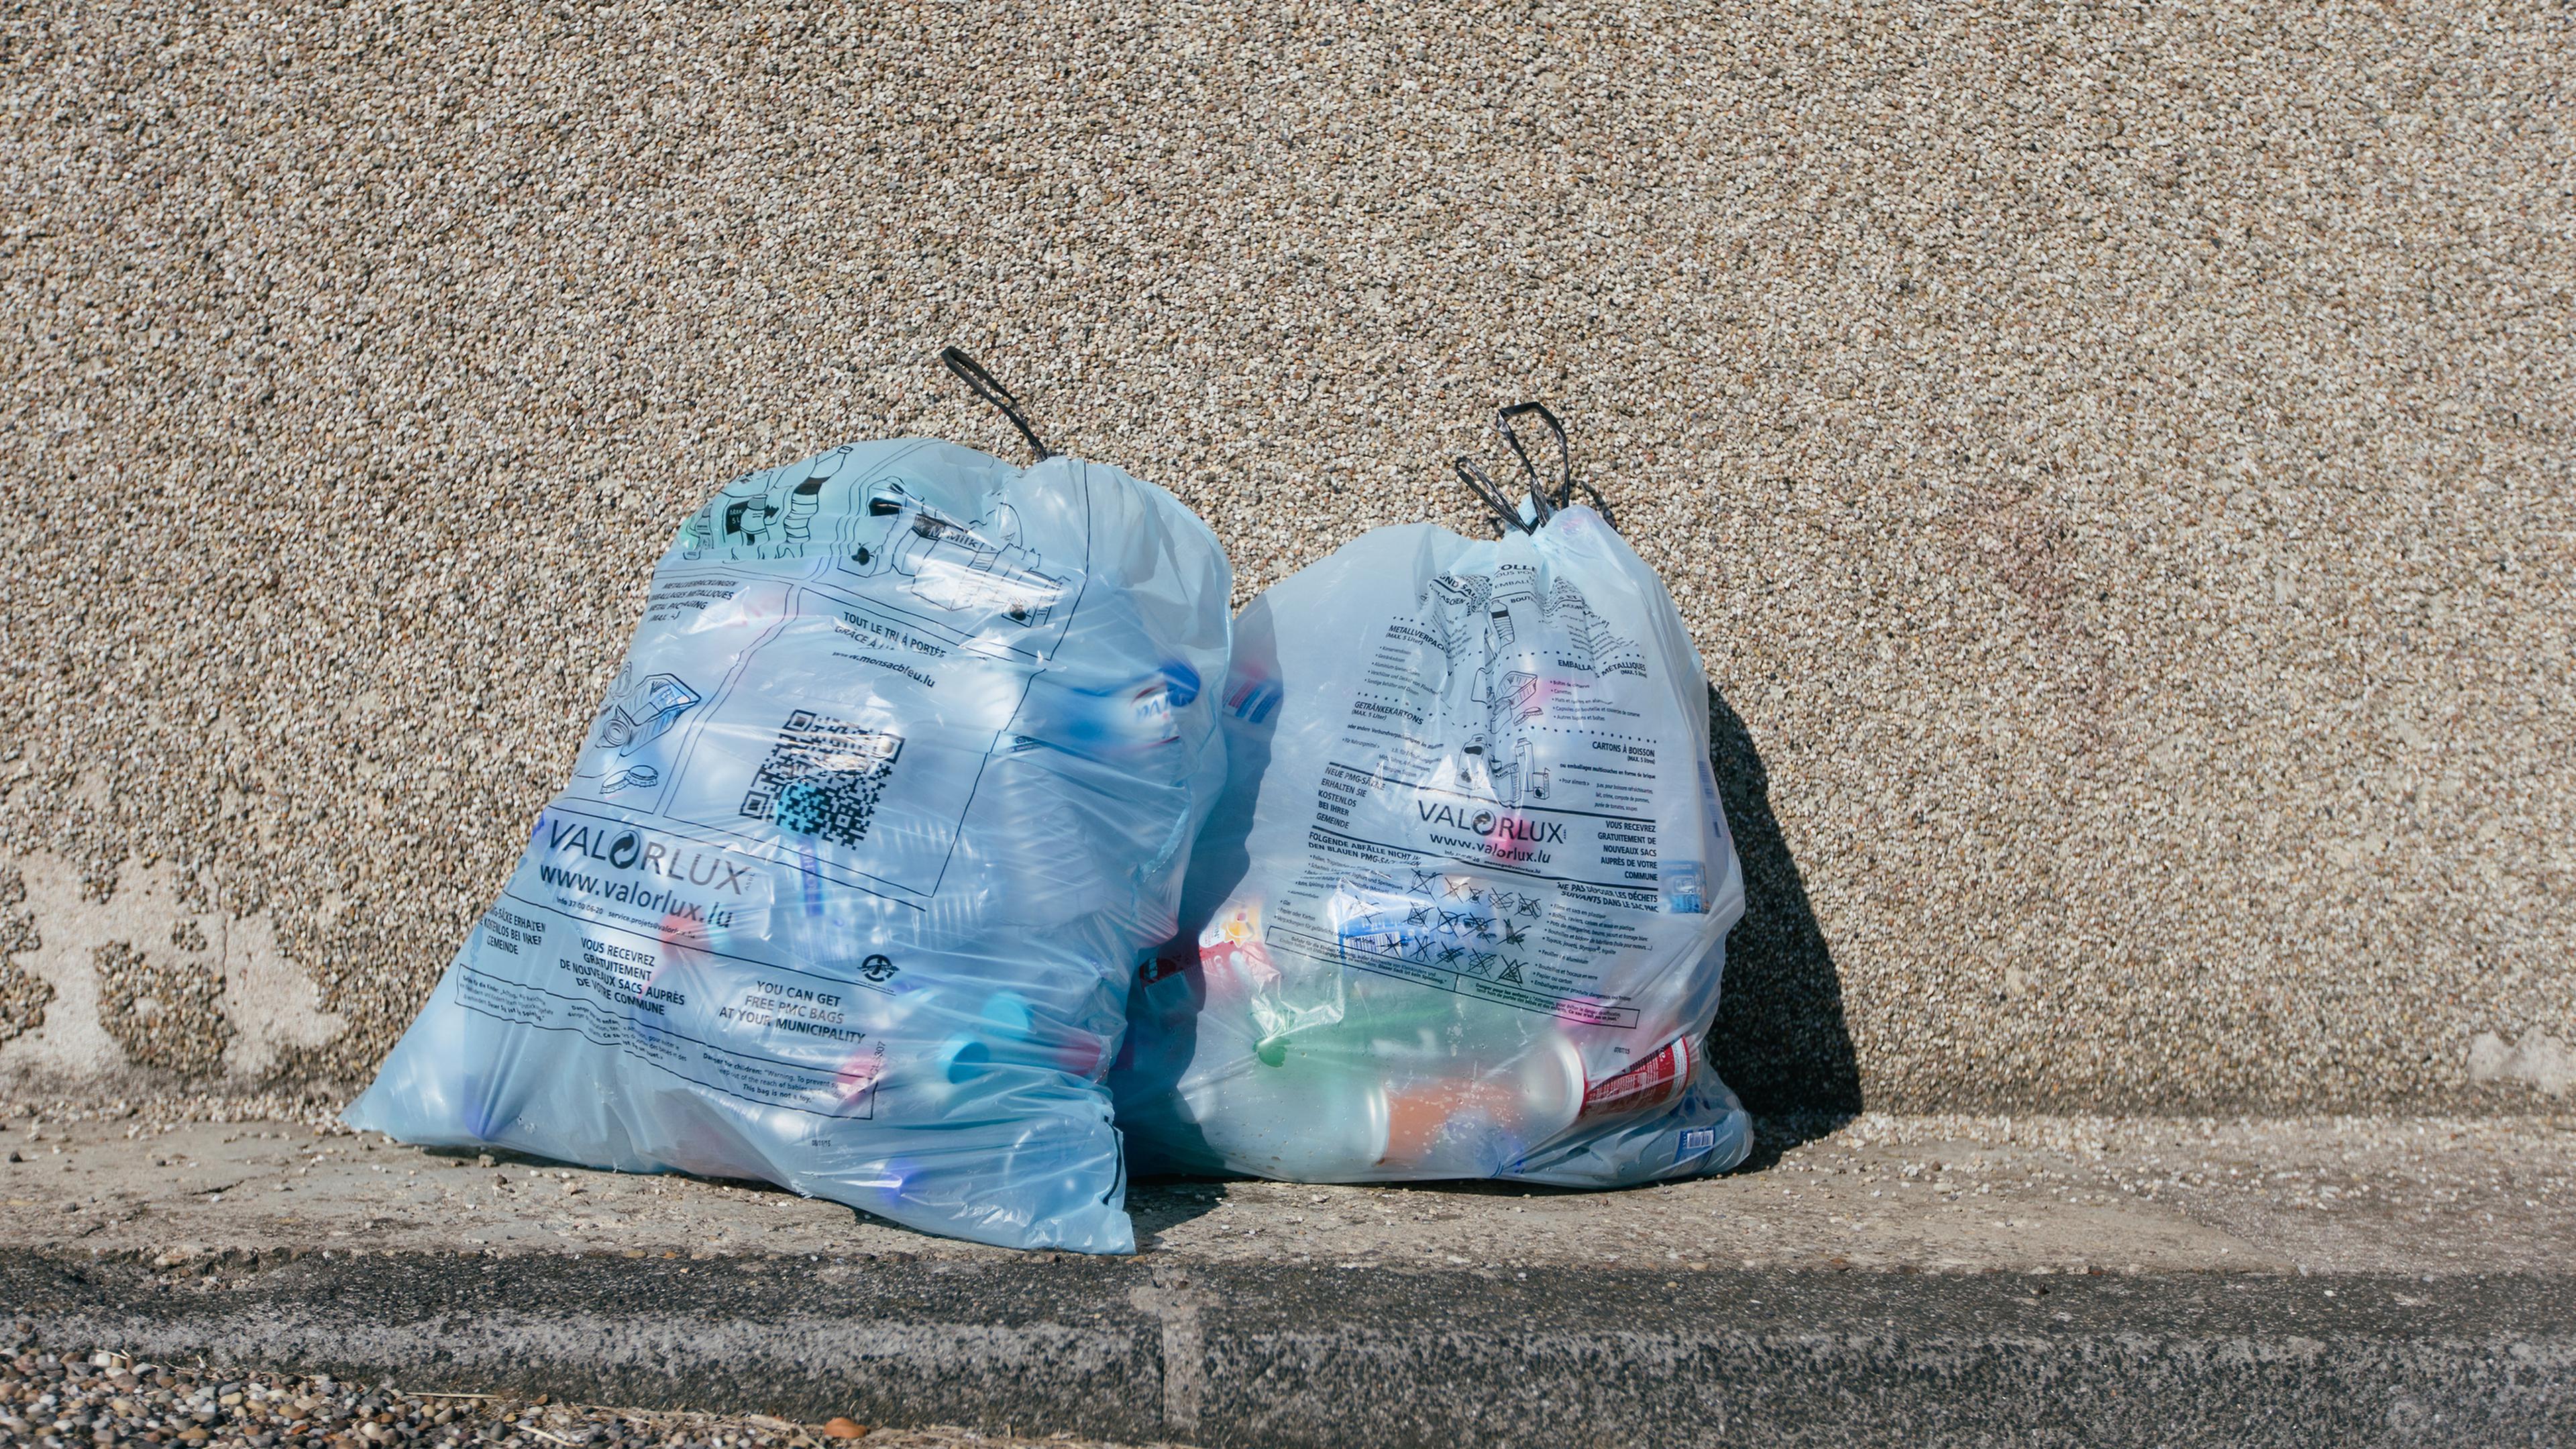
1112 407 1750 1187
350 353 1231 1252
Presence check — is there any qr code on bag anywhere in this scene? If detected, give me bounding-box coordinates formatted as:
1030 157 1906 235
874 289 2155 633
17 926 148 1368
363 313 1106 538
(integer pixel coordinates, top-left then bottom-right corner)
740 710 904 849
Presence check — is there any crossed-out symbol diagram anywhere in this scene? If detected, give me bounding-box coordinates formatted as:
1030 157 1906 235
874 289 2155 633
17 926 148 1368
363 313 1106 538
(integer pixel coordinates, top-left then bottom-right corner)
1349 873 1551 983
1402 873 1543 922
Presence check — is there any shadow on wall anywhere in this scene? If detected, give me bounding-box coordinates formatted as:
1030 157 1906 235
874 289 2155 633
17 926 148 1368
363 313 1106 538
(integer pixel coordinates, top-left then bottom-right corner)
1702 684 1864 1122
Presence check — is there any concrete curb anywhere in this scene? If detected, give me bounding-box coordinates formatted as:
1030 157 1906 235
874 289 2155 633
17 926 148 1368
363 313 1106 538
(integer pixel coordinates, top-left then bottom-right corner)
9 1249 2571 1448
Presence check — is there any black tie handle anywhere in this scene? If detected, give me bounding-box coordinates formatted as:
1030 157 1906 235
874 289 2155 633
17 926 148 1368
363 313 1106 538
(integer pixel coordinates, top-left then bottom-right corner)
1497 400 1616 529
938 347 1054 462
1453 401 1618 534
1496 401 1564 527
1453 457 1532 536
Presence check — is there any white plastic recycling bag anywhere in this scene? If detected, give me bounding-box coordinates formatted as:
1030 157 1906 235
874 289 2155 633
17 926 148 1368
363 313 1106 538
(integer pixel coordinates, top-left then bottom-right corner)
1113 413 1750 1185
350 353 1231 1252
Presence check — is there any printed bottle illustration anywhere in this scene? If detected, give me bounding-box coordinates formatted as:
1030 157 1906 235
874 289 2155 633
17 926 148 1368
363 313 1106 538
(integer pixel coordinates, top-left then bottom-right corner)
840 480 1067 627
1419 566 1642 808
669 448 850 554
677 448 859 559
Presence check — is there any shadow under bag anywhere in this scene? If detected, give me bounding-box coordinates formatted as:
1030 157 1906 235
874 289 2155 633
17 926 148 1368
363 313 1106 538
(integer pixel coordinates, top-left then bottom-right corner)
350 353 1231 1251
1112 406 1751 1186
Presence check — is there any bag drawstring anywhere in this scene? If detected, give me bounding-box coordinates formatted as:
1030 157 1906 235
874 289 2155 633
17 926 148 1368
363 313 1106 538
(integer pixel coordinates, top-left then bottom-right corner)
1452 456 1534 536
1497 400 1616 530
1495 401 1563 528
1454 401 1617 535
938 347 1055 462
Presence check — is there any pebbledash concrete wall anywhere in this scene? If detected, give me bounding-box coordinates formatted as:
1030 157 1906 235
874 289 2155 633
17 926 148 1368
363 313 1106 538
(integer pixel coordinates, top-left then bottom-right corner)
1 2 2569 1115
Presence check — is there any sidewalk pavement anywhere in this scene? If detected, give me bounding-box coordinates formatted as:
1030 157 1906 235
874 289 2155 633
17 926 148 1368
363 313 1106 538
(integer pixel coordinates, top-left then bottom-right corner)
3 1108 2570 1446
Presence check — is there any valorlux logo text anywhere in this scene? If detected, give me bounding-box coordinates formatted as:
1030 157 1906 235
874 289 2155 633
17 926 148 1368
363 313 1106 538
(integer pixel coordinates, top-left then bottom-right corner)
545 818 753 895
1416 800 1567 844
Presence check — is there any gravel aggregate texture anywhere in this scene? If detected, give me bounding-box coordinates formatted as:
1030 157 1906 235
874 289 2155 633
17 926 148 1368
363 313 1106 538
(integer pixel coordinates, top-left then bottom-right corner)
0 1338 1168 1449
2 1111 2571 1445
0 1 2570 1112
9 1254 2573 1446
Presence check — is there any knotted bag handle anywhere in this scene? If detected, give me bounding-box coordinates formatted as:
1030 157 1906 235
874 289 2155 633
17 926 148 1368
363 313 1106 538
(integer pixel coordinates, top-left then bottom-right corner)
1495 401 1564 527
1497 399 1617 529
939 346 1055 462
1453 457 1533 536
